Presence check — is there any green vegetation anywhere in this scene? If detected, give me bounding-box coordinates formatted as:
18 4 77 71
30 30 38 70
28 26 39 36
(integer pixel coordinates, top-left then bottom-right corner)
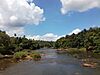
66 48 85 55
30 52 41 60
0 27 100 59
55 27 100 57
13 51 41 61
0 31 12 55
66 48 86 58
0 30 55 55
13 51 28 59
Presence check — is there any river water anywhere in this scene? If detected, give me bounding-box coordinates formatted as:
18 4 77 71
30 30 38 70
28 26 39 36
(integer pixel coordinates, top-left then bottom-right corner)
0 49 100 75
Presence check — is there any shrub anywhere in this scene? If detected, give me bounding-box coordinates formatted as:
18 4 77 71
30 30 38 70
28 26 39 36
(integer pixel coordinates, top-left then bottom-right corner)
30 52 41 60
67 48 80 54
0 46 5 54
13 51 28 60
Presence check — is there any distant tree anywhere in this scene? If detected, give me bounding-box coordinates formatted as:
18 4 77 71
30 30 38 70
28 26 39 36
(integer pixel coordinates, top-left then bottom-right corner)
14 33 17 37
55 27 100 54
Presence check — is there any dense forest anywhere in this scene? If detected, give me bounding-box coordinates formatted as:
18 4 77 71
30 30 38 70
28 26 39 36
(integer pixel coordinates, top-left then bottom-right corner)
0 27 100 55
0 30 55 55
55 27 100 53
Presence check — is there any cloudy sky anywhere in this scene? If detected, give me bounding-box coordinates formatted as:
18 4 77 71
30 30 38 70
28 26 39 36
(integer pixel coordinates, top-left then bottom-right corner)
0 0 100 41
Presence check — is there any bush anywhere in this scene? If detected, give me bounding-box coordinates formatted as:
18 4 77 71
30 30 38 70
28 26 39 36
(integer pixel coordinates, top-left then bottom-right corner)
30 52 41 60
13 51 41 61
0 46 13 55
67 48 80 54
0 46 5 54
14 47 23 52
13 51 28 60
67 48 86 54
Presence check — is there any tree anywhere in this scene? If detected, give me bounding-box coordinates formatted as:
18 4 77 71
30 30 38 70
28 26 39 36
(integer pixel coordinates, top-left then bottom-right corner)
55 27 100 54
0 31 11 54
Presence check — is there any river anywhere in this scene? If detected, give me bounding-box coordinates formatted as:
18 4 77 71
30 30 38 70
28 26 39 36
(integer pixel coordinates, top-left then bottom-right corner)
0 49 100 75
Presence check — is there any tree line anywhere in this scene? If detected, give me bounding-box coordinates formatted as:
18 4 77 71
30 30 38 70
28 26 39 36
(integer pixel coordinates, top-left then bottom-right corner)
0 27 100 55
0 30 55 55
55 27 100 53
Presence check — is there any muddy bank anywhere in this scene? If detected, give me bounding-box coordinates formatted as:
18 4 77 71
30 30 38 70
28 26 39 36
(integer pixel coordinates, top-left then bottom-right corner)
0 58 15 71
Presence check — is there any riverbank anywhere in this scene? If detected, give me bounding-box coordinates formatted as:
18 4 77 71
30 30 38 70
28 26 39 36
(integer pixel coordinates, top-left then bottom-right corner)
56 48 100 68
56 48 100 58
0 50 42 70
0 49 100 75
0 58 15 71
0 48 100 71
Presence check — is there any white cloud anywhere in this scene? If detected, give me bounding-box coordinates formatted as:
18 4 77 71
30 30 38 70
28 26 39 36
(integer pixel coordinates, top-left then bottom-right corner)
10 16 18 22
26 33 65 41
68 28 81 35
60 0 100 14
0 0 45 36
26 0 33 2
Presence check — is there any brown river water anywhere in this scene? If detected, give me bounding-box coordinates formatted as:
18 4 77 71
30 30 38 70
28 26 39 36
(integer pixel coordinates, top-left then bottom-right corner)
0 49 100 75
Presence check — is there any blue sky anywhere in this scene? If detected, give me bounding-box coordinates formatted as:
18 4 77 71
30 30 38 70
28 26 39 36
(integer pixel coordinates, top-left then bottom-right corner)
0 0 100 41
25 0 100 36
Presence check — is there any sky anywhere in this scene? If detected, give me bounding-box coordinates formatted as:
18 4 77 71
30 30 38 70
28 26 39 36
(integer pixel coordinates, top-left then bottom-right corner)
0 0 100 41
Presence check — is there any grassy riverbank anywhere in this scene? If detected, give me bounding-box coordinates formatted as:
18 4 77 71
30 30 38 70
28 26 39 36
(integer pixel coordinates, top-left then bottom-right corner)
56 48 100 68
13 50 41 61
57 48 100 59
0 50 41 70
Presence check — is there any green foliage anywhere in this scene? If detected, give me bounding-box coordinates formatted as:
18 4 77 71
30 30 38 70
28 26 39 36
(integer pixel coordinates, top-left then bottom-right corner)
0 46 5 54
55 27 100 53
0 30 55 55
13 51 41 61
13 51 28 59
0 27 99 56
0 31 12 55
66 48 87 58
67 48 82 55
30 52 41 60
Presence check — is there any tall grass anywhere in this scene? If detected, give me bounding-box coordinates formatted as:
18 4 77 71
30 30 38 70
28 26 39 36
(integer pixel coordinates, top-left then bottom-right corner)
30 52 41 60
13 51 28 59
13 51 41 61
66 48 86 58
